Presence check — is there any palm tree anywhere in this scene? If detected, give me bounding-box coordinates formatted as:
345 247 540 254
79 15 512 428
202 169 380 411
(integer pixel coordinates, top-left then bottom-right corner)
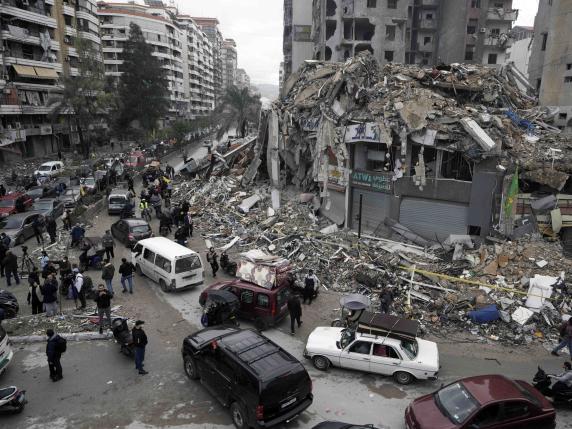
213 85 261 139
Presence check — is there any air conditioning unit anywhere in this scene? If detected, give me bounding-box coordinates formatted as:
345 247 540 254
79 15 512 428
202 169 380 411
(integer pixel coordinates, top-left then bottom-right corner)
15 122 21 129
479 28 487 33
64 36 71 44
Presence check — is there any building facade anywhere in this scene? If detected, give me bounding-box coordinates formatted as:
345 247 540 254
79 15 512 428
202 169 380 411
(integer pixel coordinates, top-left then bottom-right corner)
283 0 314 79
235 68 250 90
221 38 237 90
285 0 517 82
192 17 223 107
528 0 572 133
0 0 102 160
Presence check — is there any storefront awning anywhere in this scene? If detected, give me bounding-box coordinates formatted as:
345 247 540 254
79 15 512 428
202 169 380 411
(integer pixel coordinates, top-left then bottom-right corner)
12 64 37 79
34 67 59 79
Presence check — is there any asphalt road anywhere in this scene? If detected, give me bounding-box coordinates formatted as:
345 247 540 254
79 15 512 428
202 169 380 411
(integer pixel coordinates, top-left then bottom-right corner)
2 137 572 429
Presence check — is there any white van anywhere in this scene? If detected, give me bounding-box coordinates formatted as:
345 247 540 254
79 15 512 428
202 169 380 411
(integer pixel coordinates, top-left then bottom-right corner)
132 237 204 292
0 323 14 375
34 161 64 177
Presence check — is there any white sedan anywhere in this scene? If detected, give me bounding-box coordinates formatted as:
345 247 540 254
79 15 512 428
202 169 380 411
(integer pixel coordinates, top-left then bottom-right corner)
303 327 439 385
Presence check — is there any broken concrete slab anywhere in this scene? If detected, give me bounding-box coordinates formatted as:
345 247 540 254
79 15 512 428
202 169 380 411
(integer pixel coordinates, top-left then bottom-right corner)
460 117 496 152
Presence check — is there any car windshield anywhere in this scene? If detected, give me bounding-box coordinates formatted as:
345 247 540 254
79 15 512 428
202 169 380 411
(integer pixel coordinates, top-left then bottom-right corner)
339 329 355 349
82 178 95 185
175 255 201 274
38 165 52 171
435 382 479 424
0 200 15 208
401 339 418 360
33 202 52 210
0 217 24 229
65 189 78 196
131 225 150 233
109 197 126 204
512 380 541 407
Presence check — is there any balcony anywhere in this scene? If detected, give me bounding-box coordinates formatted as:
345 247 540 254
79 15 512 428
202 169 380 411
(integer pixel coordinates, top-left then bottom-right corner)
487 8 518 22
0 3 57 28
415 0 439 7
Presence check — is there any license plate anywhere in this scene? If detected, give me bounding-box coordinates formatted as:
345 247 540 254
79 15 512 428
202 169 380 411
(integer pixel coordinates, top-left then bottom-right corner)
281 397 296 409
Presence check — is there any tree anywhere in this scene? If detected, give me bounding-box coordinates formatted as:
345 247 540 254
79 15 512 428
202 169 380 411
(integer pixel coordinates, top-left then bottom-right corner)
212 85 261 139
48 37 111 158
115 23 169 135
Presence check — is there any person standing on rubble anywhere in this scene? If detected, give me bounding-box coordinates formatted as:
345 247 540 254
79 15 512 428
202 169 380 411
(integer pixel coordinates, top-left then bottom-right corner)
184 211 193 238
552 318 572 358
206 248 219 277
303 270 319 305
287 293 303 335
380 287 395 314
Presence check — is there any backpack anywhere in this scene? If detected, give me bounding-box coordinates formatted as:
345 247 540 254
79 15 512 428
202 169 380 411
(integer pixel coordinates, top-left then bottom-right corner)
55 336 67 354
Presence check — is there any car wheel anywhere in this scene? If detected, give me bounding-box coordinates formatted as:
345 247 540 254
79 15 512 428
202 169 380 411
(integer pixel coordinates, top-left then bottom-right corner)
159 279 169 293
254 318 267 331
183 355 199 380
394 371 414 385
312 355 330 371
136 264 144 277
330 319 343 327
230 402 248 429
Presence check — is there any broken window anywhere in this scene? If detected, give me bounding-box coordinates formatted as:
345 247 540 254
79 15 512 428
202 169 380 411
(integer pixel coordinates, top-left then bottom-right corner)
325 46 332 61
426 13 433 20
384 50 394 62
326 0 337 17
355 44 374 55
387 0 397 9
467 25 476 34
423 36 431 45
441 151 474 181
567 63 572 70
536 78 542 90
366 145 388 171
344 20 353 40
487 53 497 64
354 18 375 41
367 0 377 7
386 25 396 41
326 20 337 40
541 33 547 50
343 48 351 60
559 113 568 120
465 49 474 61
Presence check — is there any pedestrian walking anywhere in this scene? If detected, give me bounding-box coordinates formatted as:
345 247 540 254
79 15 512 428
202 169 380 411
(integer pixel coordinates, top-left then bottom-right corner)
28 267 43 315
46 329 65 381
70 224 85 247
287 294 303 335
2 251 19 287
32 215 44 245
552 318 572 358
119 258 135 294
72 267 86 309
206 247 218 277
62 210 72 230
380 287 394 314
46 216 57 244
150 193 162 218
184 211 193 238
303 270 318 305
132 320 148 375
0 237 9 278
127 176 135 194
41 274 58 316
102 230 115 260
174 225 187 246
101 260 115 294
94 284 112 334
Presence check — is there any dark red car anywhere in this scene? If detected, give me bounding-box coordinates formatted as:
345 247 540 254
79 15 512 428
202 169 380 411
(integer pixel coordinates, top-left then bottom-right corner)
405 374 555 429
199 279 290 330
0 193 33 218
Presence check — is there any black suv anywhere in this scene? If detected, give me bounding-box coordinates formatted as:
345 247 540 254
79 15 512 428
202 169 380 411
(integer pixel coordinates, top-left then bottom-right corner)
182 327 313 429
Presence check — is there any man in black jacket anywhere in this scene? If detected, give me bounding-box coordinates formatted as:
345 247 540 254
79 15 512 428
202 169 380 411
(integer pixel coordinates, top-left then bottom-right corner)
118 258 135 294
46 329 63 381
132 320 148 375
94 284 112 334
2 251 19 287
46 216 57 244
287 294 303 335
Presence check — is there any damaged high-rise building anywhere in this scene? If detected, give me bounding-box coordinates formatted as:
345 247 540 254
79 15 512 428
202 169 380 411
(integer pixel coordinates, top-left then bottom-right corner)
283 0 517 81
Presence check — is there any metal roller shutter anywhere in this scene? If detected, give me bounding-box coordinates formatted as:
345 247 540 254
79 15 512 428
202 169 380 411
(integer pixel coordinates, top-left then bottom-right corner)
399 198 469 242
351 190 392 233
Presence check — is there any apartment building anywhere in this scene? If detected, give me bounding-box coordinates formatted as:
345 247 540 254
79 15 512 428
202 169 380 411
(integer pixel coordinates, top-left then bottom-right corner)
221 38 237 90
0 0 101 160
528 0 572 133
283 0 314 79
192 17 223 107
235 68 250 90
285 0 517 82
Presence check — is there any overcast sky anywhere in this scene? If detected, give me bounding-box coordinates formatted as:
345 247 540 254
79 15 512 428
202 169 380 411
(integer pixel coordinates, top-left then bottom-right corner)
110 0 540 87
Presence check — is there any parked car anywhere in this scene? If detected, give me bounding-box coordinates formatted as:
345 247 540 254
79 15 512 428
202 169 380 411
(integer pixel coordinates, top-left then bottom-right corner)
80 176 98 194
200 279 290 331
0 193 33 218
182 327 313 429
0 212 45 246
34 161 64 177
32 198 64 219
60 186 82 209
107 189 134 215
111 218 152 247
405 374 556 429
312 423 380 429
304 324 439 385
26 185 57 202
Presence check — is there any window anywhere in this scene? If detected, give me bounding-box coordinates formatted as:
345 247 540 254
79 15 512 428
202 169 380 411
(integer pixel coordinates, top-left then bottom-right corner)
240 290 253 304
536 78 542 90
465 50 474 61
367 0 377 7
437 383 480 424
565 76 572 84
143 249 155 263
385 25 396 41
502 402 529 420
471 404 501 427
490 28 500 37
384 50 394 62
567 63 572 70
559 113 568 120
424 36 431 45
256 293 269 308
277 288 289 308
175 255 201 273
154 254 171 273
487 53 497 64
494 2 504 7
541 32 548 51
387 0 397 9
471 0 481 7
349 341 371 355
372 344 401 359
426 13 433 20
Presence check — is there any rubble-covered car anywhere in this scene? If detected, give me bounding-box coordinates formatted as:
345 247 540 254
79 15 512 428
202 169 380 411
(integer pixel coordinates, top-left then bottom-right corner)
0 193 33 218
304 313 439 385
0 212 46 246
182 327 313 429
404 375 555 429
60 186 82 209
32 198 64 219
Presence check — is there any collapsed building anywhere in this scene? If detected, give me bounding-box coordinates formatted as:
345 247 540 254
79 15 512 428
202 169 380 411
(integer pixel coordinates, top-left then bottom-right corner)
247 52 572 250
